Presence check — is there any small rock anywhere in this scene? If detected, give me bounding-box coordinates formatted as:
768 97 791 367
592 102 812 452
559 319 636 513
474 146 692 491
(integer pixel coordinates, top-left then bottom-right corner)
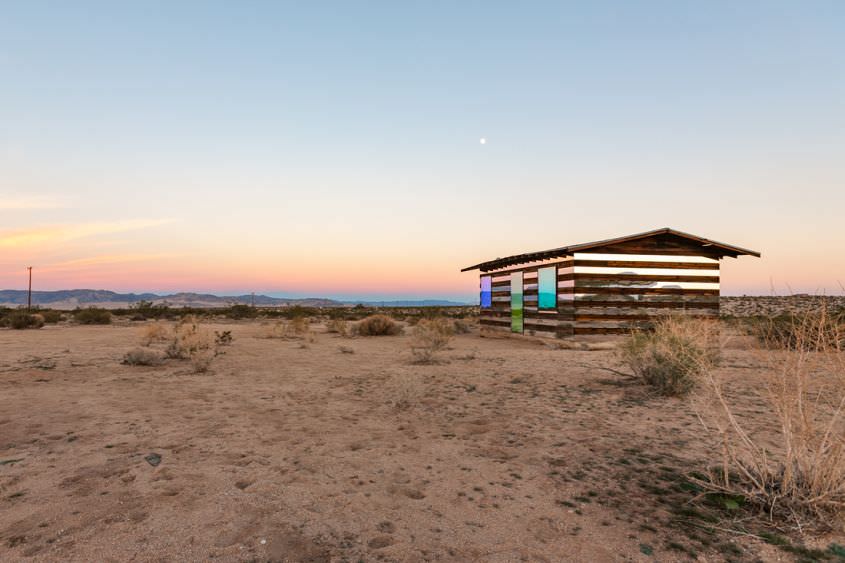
144 453 162 467
404 488 425 500
367 536 394 549
376 521 396 533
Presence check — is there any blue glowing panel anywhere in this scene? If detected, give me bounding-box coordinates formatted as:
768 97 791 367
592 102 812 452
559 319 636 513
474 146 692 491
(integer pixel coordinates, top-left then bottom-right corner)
480 275 492 308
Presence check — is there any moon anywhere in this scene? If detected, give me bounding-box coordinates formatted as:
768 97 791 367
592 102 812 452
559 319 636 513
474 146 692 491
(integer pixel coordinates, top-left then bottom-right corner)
479 137 486 145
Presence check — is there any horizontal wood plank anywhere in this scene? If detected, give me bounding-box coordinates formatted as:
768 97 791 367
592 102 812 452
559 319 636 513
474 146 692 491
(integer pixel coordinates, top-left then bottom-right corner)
575 313 716 322
573 259 719 270
574 273 719 284
572 299 719 309
574 306 718 316
561 287 719 296
574 327 631 335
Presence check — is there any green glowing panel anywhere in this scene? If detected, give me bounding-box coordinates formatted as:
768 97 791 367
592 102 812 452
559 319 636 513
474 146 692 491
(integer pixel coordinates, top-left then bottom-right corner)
538 266 557 309
510 272 523 333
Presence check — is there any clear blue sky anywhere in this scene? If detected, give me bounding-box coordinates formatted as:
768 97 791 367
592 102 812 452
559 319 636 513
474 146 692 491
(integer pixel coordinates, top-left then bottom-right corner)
1 1 843 301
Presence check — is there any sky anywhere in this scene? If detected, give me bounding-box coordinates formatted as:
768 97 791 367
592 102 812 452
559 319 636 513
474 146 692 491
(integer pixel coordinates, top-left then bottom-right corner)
1 1 843 302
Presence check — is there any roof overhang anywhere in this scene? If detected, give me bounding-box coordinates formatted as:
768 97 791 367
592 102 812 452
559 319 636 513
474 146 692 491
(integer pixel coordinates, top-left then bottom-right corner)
460 228 761 272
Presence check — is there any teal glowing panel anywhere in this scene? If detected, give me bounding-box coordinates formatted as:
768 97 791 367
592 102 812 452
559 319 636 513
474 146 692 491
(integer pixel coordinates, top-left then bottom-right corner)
480 276 492 308
510 272 523 333
538 266 557 309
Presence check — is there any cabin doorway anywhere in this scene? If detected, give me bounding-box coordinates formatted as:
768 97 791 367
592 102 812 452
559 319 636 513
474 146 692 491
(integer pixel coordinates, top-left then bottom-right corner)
510 272 523 333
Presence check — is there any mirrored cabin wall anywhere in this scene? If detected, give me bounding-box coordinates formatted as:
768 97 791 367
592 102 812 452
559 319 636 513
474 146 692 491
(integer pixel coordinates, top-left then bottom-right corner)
569 253 720 334
478 252 720 337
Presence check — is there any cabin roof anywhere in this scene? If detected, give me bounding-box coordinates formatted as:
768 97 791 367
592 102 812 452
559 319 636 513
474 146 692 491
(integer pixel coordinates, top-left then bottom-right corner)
460 228 761 272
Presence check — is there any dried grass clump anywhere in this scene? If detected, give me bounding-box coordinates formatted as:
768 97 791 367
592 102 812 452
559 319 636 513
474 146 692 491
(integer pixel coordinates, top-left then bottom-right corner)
618 316 720 396
122 347 164 366
261 321 285 339
452 319 473 334
388 373 425 410
165 317 216 367
750 310 845 351
140 321 172 346
695 304 845 532
410 318 454 364
165 316 218 373
262 318 312 340
326 318 349 336
353 315 402 337
190 348 216 373
289 316 309 334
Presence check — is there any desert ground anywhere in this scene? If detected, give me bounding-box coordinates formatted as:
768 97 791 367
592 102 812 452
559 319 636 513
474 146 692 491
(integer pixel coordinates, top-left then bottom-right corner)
1 317 843 562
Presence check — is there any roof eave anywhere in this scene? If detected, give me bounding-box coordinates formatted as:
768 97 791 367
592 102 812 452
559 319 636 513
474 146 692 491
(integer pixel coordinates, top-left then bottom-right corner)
459 228 760 272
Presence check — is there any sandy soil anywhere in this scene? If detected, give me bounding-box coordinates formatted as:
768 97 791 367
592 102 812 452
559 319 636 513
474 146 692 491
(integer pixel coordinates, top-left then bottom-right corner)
0 320 835 561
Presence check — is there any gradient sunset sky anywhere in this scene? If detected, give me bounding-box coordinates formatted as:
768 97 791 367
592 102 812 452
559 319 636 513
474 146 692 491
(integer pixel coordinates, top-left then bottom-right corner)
1 1 843 302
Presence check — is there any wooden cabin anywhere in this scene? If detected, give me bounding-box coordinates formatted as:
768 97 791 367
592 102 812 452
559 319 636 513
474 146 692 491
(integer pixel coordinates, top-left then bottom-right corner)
461 228 760 336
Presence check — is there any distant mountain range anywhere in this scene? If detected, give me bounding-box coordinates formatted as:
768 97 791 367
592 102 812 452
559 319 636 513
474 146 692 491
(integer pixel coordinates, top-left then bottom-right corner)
0 289 469 309
347 299 470 307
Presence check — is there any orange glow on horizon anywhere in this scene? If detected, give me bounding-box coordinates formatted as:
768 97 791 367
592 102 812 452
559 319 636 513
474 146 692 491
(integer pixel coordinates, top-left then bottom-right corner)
0 219 842 299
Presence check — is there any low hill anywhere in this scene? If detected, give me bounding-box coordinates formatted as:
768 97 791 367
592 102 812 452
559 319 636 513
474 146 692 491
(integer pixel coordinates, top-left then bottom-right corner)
0 290 470 309
0 290 342 309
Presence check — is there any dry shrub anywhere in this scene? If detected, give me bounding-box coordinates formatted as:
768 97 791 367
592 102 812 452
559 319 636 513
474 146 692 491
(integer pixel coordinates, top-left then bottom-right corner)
750 310 845 351
326 318 349 336
388 373 425 410
618 316 720 396
261 321 285 339
410 318 454 364
353 315 402 337
5 310 44 329
262 318 311 340
140 321 172 346
190 348 216 373
695 304 845 531
122 347 164 366
39 310 63 324
74 307 112 325
215 330 233 346
165 317 214 360
290 316 309 334
452 319 473 334
165 318 219 373
226 304 257 319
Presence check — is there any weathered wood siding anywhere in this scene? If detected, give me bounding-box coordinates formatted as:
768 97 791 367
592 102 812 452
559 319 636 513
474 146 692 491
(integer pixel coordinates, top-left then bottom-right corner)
479 245 721 336
480 258 576 338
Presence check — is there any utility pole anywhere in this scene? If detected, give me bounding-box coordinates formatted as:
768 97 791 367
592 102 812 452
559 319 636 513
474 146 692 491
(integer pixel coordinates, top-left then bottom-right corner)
26 266 32 311
251 292 255 308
